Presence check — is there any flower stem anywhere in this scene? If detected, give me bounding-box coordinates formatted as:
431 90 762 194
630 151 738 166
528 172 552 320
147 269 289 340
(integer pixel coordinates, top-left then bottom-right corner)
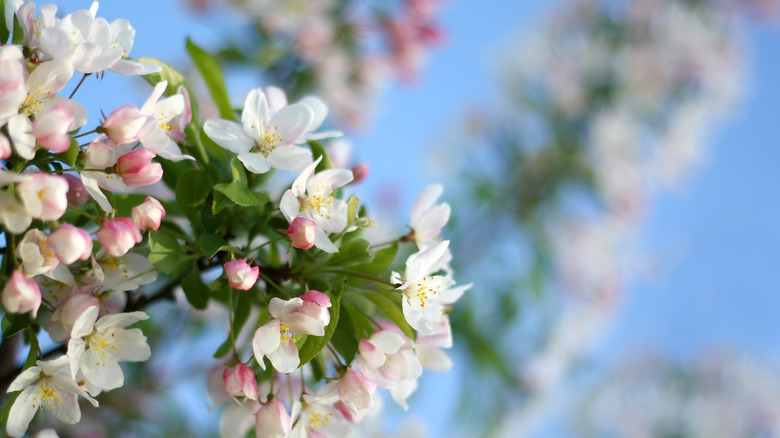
69 73 91 99
317 268 395 286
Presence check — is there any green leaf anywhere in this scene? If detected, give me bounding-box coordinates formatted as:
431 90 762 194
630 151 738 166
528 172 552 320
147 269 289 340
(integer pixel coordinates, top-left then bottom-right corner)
214 183 268 208
186 38 234 121
296 284 342 366
137 57 199 122
354 217 378 228
308 140 333 173
201 233 239 258
330 300 359 362
175 168 211 208
362 291 414 339
232 292 251 341
213 338 232 359
11 10 23 45
181 268 210 310
345 243 398 287
328 238 372 267
346 196 360 227
1 313 29 338
0 0 8 45
147 232 191 277
212 158 268 210
55 137 79 167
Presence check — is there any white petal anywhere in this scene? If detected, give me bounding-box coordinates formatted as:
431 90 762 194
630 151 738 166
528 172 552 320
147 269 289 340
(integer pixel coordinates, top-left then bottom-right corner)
81 348 124 390
29 59 74 95
241 88 268 133
41 387 80 424
312 226 338 253
204 118 254 154
106 328 150 362
253 320 281 359
80 171 113 213
305 168 353 198
7 366 41 393
270 103 313 146
415 344 452 372
6 386 39 437
268 339 299 374
298 96 328 131
291 156 321 198
237 151 270 174
279 190 300 223
410 184 443 225
70 305 99 339
8 114 35 160
266 145 312 171
94 311 149 331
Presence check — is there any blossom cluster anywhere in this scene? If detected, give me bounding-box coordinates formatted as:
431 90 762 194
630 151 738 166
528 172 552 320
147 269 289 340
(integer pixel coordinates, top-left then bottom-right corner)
200 87 468 438
0 1 465 437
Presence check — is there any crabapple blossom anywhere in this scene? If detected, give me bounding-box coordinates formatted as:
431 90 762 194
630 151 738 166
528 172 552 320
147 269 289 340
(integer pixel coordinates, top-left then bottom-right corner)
17 229 60 277
392 240 455 335
16 173 69 221
131 196 166 231
280 156 353 253
204 87 314 174
256 400 292 438
5 356 98 438
290 389 352 438
86 251 157 291
97 217 141 257
407 184 450 249
2 270 42 318
253 295 331 373
287 216 316 249
298 290 332 327
68 310 152 393
137 80 193 161
224 259 260 290
336 368 377 422
223 363 259 401
356 329 423 409
47 224 93 264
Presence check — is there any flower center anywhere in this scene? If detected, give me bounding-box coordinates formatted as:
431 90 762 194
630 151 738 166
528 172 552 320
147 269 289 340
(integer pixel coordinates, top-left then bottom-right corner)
87 331 120 366
21 86 50 117
405 276 440 309
307 410 332 432
33 377 63 409
251 122 283 156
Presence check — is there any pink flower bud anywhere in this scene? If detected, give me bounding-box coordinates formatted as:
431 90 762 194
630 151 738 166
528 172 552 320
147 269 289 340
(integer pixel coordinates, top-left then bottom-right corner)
102 105 150 145
114 149 163 187
224 259 259 291
350 162 370 184
222 363 259 400
132 196 166 231
62 174 89 206
299 290 331 327
336 368 376 421
0 133 12 160
97 217 141 257
85 138 119 169
16 173 68 221
47 224 93 264
52 293 99 335
255 400 291 438
286 217 316 250
2 271 41 318
33 102 75 153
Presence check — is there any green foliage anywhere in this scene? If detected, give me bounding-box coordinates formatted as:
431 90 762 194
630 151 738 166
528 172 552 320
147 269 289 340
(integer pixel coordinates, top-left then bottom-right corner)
181 268 210 310
1 313 29 338
213 159 269 212
308 140 334 172
186 38 234 121
147 232 192 277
